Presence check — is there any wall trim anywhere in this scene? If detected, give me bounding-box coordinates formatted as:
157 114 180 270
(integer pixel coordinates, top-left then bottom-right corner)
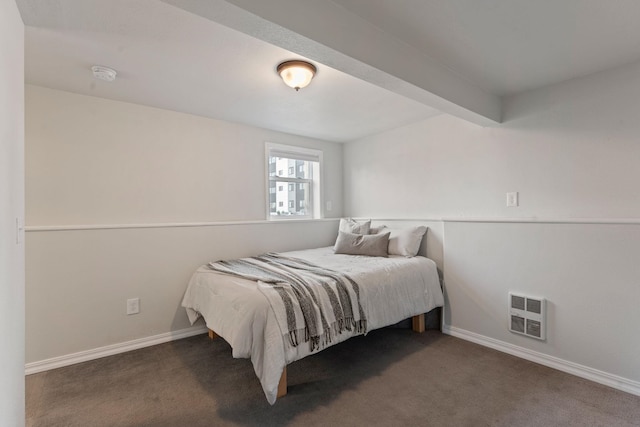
25 326 208 375
368 217 640 225
441 217 640 225
442 325 640 397
25 218 340 232
25 217 640 232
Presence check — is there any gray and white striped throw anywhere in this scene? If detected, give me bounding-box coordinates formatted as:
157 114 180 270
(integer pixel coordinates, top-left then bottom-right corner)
208 253 367 352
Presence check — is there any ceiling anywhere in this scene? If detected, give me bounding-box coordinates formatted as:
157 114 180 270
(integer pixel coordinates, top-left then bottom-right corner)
17 0 640 142
332 0 640 97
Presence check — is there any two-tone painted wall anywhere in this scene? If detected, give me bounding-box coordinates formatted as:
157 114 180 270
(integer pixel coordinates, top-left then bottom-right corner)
344 60 640 395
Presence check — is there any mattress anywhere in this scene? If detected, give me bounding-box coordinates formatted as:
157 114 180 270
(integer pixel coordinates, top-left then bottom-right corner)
182 246 444 404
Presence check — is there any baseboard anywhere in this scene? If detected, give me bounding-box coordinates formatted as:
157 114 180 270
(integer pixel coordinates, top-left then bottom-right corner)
442 325 640 397
25 325 208 375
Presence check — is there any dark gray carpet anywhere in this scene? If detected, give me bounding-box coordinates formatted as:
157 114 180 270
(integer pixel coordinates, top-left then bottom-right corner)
26 329 640 427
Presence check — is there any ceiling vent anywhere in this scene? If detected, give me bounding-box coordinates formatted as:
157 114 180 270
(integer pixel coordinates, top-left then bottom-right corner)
509 292 546 340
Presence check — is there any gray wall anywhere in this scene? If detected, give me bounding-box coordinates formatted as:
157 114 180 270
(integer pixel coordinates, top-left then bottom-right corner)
1 1 25 425
344 60 640 393
25 86 343 366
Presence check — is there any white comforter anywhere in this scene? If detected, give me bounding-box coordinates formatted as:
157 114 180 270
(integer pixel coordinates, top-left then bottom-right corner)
181 247 444 404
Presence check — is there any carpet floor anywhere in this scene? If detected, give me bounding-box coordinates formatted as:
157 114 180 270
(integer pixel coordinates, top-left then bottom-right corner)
26 329 640 427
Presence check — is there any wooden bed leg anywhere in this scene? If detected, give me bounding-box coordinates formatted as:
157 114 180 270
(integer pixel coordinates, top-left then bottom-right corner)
277 367 287 398
208 329 218 340
412 314 425 333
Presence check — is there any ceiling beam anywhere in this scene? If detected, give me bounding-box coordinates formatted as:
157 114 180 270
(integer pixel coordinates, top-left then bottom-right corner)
162 0 502 125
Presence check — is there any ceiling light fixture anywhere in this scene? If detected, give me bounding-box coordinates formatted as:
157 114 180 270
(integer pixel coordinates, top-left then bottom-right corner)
277 60 316 91
91 65 117 82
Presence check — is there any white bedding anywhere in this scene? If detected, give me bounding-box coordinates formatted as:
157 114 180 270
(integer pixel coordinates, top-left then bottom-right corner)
181 246 444 404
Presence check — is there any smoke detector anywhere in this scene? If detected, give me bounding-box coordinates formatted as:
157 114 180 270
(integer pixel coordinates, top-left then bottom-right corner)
91 65 117 82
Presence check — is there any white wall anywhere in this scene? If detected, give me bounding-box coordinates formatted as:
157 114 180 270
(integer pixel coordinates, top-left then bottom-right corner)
344 60 640 393
25 86 343 365
345 61 640 220
26 85 343 225
0 1 25 425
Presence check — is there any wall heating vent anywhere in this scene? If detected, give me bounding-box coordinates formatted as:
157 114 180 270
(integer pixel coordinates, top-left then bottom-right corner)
509 292 546 340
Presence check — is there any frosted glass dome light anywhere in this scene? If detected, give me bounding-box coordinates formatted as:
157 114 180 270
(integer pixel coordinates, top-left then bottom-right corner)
277 60 316 91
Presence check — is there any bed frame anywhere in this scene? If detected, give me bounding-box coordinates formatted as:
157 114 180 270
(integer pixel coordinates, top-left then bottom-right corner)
207 313 430 398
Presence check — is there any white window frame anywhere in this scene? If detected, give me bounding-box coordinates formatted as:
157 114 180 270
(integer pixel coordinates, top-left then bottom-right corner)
265 142 322 220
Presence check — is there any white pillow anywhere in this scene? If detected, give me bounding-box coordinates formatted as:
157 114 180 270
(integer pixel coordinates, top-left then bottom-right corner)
387 226 428 257
338 218 371 235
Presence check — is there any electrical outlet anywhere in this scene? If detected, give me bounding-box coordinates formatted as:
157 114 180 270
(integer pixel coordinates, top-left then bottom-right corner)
126 298 140 315
326 201 332 211
506 192 519 207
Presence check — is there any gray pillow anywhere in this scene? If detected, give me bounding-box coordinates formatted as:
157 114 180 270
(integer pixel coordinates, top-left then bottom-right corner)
334 231 390 257
338 218 371 234
369 225 387 234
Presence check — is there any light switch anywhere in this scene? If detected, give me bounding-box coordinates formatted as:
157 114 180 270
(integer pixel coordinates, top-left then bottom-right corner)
506 192 519 207
16 218 23 244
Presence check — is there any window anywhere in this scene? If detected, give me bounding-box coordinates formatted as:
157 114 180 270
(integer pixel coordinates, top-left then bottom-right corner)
266 142 322 219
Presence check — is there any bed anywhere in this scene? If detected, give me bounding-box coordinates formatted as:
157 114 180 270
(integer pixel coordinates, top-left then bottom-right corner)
182 241 444 405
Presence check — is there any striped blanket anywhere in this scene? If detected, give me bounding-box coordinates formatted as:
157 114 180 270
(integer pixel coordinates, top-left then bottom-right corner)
208 253 367 352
